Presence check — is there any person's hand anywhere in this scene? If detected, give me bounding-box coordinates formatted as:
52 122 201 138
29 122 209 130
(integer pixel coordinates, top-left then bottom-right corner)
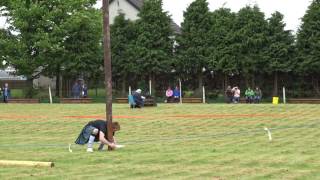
108 142 116 148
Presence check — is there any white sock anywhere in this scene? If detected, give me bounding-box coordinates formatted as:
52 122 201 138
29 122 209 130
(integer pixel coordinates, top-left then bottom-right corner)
87 135 95 149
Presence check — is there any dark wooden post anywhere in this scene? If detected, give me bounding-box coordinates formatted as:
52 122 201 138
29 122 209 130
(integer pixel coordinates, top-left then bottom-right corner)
102 0 114 150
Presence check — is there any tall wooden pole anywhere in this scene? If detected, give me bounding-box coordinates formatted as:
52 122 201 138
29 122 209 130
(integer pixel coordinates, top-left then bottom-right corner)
102 0 114 150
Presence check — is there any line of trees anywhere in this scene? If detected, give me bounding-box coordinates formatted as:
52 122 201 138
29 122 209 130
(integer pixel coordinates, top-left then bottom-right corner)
111 0 320 98
1 0 320 98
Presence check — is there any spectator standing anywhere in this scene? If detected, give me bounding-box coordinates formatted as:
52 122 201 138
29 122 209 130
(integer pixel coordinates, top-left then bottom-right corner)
245 87 255 103
225 85 234 103
72 81 81 99
165 86 173 103
82 84 88 98
232 86 240 103
2 83 10 103
254 87 262 103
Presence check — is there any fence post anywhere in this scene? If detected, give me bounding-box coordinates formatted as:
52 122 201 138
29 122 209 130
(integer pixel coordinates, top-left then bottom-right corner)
283 87 286 104
202 86 206 104
149 79 152 96
179 78 182 104
49 86 52 104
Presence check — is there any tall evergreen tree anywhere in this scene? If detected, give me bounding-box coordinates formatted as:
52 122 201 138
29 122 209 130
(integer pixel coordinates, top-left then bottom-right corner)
111 14 138 95
135 0 173 95
209 8 237 90
234 6 268 87
264 11 295 96
176 0 212 91
296 0 320 96
60 8 102 78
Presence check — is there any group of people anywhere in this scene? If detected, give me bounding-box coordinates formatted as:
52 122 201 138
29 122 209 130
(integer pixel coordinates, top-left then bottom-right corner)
165 86 180 103
72 81 88 99
0 83 10 103
244 87 262 103
225 86 262 104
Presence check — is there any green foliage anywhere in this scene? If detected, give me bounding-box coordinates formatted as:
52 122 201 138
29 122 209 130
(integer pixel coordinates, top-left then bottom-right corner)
234 6 268 76
264 11 295 74
0 0 102 80
0 29 15 68
176 0 212 78
111 14 139 78
296 0 320 75
60 8 103 77
135 0 174 77
209 8 237 75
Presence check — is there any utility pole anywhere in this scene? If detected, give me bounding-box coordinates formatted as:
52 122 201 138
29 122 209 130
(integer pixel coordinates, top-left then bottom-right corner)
102 0 114 150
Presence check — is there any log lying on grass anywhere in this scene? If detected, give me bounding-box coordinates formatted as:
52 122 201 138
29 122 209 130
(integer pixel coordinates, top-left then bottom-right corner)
0 160 54 168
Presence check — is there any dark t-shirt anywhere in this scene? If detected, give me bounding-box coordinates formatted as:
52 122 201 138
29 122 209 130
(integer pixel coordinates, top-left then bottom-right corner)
226 89 233 97
87 120 114 141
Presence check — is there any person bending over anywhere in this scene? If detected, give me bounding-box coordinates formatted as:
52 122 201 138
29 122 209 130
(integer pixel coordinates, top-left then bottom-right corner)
133 89 145 108
75 120 120 152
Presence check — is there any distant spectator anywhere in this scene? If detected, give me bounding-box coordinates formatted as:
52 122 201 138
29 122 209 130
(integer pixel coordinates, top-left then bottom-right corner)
225 85 234 103
133 89 145 108
173 86 181 103
232 86 240 103
165 86 173 103
72 81 81 99
2 83 10 103
254 87 262 103
82 84 88 98
245 87 255 103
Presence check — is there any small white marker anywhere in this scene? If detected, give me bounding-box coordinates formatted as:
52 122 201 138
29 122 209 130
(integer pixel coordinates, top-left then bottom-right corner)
68 143 73 153
115 144 125 149
264 127 272 141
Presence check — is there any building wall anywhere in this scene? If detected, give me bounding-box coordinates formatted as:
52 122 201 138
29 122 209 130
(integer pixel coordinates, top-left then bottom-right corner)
109 0 140 24
33 76 56 89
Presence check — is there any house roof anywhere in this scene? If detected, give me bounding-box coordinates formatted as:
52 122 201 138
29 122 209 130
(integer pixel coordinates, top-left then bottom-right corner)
0 70 26 81
110 0 181 34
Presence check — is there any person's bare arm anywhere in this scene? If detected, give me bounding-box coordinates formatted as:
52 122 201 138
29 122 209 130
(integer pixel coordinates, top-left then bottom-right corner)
99 131 116 148
113 136 117 144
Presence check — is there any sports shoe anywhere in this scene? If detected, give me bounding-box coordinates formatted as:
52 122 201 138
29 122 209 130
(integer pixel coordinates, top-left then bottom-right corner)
86 148 93 153
98 144 106 151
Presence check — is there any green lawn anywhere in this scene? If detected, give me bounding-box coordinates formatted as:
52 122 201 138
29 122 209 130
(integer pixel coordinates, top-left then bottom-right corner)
0 104 319 179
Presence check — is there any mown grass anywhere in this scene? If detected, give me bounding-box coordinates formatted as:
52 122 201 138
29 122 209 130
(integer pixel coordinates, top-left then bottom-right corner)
0 104 319 179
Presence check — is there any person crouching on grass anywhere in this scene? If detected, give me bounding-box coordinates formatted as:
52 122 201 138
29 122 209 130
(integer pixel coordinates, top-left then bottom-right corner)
75 120 120 152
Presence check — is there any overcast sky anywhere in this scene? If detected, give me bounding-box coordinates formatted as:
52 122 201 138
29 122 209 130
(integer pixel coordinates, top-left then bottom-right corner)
162 0 312 32
0 0 312 32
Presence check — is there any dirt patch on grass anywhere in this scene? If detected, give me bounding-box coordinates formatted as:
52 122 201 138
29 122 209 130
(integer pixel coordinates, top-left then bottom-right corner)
63 115 146 119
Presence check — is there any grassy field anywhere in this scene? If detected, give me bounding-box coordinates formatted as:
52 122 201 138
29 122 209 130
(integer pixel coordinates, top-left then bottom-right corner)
0 103 319 179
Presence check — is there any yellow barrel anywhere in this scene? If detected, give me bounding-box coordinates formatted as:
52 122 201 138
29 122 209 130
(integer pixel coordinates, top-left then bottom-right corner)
272 97 279 105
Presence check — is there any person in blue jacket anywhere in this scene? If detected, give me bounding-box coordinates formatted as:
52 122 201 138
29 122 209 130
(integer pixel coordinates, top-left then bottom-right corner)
173 86 180 103
2 83 10 103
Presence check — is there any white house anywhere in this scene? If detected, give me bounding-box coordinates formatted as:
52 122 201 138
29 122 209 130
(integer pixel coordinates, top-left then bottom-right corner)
109 0 181 33
109 0 142 24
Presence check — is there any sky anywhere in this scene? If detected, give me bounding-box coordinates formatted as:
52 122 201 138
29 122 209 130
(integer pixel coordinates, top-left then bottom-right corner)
0 0 313 32
162 0 312 32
